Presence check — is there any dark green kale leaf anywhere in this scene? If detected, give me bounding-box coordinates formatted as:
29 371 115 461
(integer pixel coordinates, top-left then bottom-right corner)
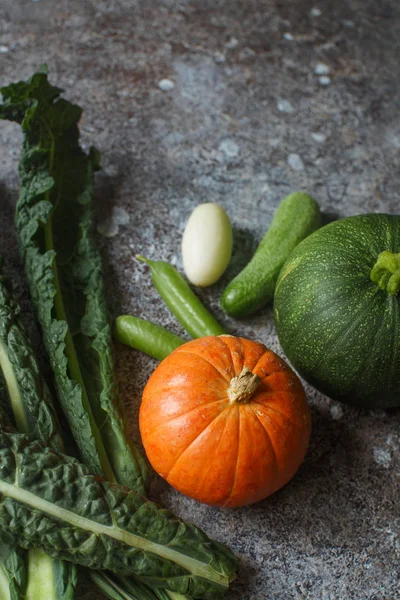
0 384 28 600
0 539 27 600
0 264 63 449
0 68 236 600
0 431 237 600
0 264 78 600
0 68 148 494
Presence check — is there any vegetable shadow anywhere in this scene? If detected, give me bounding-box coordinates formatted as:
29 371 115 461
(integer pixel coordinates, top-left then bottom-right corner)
321 210 340 226
219 226 259 287
93 170 151 466
94 170 127 318
222 402 400 597
0 182 19 259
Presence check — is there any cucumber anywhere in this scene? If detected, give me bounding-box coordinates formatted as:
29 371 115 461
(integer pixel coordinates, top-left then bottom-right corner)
220 192 321 318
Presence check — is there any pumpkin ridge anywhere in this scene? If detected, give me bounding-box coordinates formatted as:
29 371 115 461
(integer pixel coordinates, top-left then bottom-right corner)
253 364 283 382
145 398 228 438
218 335 267 377
173 349 231 382
238 339 265 375
250 349 283 380
166 406 230 479
222 405 241 507
191 406 237 501
245 405 278 499
252 399 307 429
249 406 279 476
217 334 239 374
143 383 227 402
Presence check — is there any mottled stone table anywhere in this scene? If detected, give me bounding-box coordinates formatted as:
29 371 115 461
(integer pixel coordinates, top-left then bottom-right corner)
1 1 400 598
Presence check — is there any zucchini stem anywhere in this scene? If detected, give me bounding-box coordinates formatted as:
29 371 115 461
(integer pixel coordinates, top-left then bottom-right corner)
370 251 400 295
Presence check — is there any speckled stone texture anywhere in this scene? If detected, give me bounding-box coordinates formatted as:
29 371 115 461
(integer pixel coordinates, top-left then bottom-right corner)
1 1 400 598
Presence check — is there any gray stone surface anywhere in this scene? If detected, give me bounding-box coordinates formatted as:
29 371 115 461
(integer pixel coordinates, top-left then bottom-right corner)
1 1 400 598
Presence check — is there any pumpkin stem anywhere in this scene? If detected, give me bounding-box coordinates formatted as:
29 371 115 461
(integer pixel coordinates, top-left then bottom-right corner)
228 366 261 404
370 251 400 295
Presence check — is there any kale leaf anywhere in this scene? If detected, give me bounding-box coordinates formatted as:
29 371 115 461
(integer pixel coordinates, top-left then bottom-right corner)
0 264 78 599
0 431 237 599
0 68 148 494
0 539 27 600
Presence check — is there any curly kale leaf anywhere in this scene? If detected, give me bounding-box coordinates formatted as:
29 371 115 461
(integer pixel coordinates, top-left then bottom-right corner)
0 264 78 599
0 265 63 450
0 69 237 600
0 432 237 599
1 68 191 600
0 68 148 494
0 539 27 600
0 385 27 600
0 265 159 600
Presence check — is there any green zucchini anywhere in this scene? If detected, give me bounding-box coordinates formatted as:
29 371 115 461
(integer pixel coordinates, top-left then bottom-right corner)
274 213 400 409
220 192 321 318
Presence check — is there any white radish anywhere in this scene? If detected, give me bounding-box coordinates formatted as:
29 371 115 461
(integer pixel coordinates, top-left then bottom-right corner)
181 203 233 287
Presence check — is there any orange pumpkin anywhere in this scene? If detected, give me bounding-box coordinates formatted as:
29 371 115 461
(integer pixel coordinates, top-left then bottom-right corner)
139 335 311 508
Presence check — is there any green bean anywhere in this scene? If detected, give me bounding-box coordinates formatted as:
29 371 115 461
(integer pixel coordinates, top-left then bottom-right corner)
137 256 227 338
114 315 186 361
